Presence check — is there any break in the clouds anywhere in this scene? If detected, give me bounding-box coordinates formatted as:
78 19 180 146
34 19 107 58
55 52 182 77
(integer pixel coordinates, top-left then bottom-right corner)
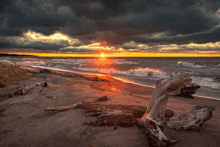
1 0 220 53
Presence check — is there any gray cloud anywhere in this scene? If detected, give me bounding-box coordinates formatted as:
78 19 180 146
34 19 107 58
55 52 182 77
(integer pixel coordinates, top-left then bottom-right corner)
0 0 220 52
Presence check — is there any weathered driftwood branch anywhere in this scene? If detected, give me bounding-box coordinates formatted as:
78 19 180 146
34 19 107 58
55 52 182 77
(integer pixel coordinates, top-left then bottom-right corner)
44 95 174 129
8 81 48 97
176 83 200 99
44 102 82 111
167 106 214 131
14 85 35 95
44 96 107 111
82 105 172 128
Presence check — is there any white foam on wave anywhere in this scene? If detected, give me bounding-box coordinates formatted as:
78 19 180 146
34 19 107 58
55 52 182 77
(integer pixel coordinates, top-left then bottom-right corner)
72 66 167 79
73 64 220 89
191 76 220 89
24 58 38 61
0 60 14 64
169 71 220 89
16 61 46 66
177 61 205 68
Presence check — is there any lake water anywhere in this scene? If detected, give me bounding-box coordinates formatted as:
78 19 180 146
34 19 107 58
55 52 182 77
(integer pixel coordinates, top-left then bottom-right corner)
1 56 220 100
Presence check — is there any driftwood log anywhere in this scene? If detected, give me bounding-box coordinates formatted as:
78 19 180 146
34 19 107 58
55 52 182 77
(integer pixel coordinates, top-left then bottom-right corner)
176 84 200 99
139 74 214 146
44 74 214 147
138 74 192 146
44 96 174 127
6 81 48 97
167 106 215 131
44 96 108 111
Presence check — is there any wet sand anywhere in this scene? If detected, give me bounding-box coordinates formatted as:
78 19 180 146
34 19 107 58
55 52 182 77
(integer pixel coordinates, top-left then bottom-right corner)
0 66 220 147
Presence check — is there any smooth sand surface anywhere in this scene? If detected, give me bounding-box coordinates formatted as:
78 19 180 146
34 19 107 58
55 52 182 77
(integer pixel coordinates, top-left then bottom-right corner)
0 66 220 147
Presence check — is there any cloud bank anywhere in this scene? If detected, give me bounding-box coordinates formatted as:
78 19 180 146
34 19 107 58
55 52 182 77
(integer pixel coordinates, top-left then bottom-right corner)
1 0 220 53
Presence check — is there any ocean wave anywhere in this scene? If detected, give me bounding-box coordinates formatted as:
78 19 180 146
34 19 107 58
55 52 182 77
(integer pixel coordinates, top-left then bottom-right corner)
24 58 39 61
177 61 205 68
73 64 220 89
191 76 220 89
72 66 167 79
0 60 15 64
51 58 139 65
16 61 46 66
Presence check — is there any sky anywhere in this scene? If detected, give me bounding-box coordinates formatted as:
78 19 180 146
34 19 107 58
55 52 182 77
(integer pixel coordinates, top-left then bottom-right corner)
1 0 220 57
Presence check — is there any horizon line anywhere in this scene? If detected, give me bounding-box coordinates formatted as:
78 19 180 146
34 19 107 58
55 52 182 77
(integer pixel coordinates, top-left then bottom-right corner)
1 52 220 57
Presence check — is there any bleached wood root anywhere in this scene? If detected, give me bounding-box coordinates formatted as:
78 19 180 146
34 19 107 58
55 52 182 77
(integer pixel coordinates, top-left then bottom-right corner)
176 83 200 99
139 118 179 147
167 106 215 131
140 74 192 146
139 74 215 146
81 104 147 127
77 103 173 127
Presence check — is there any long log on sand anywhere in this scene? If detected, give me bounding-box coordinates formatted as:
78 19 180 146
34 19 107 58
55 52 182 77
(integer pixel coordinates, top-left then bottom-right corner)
44 96 108 111
44 95 174 128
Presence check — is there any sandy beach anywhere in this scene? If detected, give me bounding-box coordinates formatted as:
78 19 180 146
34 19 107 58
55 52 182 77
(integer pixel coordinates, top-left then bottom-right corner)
0 65 220 147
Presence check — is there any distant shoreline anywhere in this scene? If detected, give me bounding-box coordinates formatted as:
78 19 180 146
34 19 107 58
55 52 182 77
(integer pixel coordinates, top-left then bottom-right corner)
1 52 220 58
0 53 35 58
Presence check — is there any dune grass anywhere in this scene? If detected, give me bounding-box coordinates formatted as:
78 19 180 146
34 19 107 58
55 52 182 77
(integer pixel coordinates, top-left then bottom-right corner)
0 63 30 86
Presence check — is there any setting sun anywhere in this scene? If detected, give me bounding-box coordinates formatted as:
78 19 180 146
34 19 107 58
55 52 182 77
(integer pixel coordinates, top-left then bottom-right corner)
100 53 105 57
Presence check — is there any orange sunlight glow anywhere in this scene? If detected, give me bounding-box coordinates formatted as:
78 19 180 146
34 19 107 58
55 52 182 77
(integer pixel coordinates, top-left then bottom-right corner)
98 52 107 63
111 87 116 92
1 52 220 57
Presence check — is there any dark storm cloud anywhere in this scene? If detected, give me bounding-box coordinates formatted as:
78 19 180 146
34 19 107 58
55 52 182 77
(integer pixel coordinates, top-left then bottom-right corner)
0 36 70 50
60 47 97 53
0 0 74 36
131 25 220 45
0 0 220 51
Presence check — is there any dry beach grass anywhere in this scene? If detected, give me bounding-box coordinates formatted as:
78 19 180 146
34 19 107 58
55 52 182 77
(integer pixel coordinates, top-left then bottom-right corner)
0 63 29 87
0 64 220 147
